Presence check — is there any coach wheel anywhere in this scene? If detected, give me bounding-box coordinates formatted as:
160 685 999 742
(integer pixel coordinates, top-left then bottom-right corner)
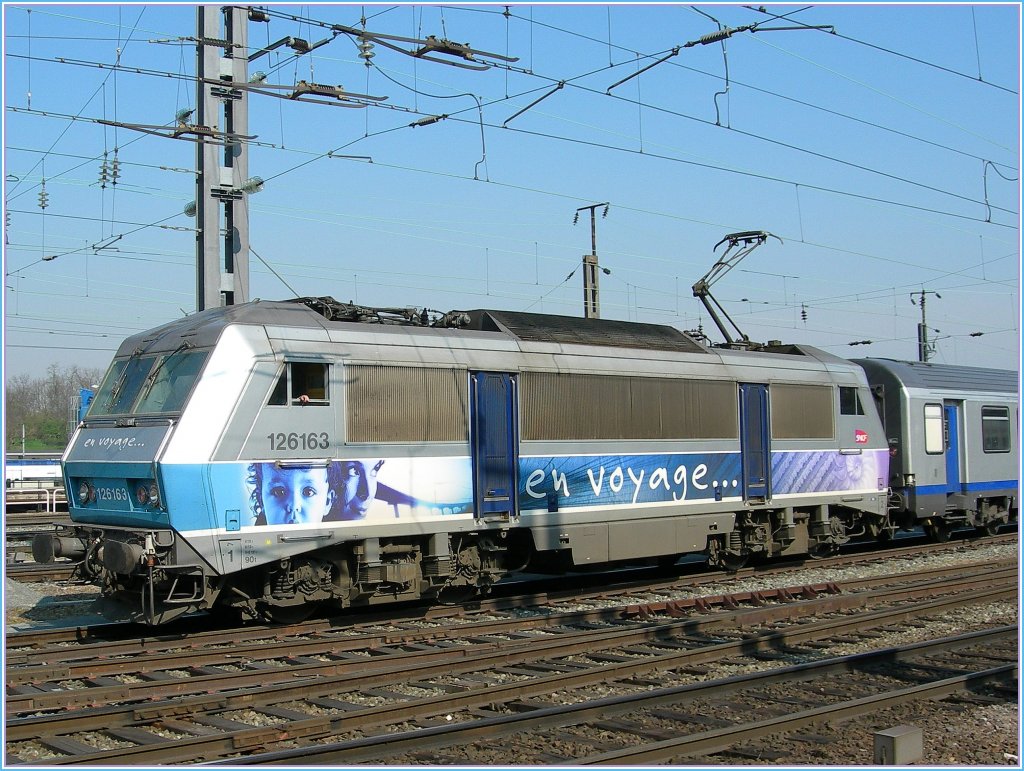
925 521 952 542
978 519 1003 537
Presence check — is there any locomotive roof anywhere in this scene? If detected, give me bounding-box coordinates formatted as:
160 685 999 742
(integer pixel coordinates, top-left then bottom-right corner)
120 299 855 368
464 309 709 354
117 300 714 356
854 357 1019 394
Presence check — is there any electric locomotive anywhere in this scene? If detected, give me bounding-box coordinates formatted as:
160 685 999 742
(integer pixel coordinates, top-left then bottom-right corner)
37 297 895 624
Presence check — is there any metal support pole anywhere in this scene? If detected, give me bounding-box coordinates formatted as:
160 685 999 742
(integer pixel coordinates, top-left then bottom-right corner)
575 202 608 319
224 6 249 306
583 253 599 319
195 6 249 311
911 289 940 363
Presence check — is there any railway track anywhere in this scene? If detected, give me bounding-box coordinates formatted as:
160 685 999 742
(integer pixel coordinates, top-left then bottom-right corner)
4 562 77 583
5 553 1017 764
232 628 1017 766
6 531 1016 645
4 509 71 565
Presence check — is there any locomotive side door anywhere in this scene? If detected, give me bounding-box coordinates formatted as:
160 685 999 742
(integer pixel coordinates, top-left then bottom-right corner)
943 403 962 494
739 383 771 503
470 372 520 522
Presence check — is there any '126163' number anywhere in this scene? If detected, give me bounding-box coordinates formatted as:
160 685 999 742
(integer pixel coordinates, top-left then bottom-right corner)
267 432 330 451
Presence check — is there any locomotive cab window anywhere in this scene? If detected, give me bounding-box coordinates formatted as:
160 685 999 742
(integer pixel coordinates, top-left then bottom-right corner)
268 362 330 406
981 406 1011 453
839 386 865 416
88 349 208 417
923 403 944 454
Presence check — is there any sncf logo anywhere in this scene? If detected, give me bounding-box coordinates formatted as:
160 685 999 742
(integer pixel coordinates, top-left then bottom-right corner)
854 430 869 444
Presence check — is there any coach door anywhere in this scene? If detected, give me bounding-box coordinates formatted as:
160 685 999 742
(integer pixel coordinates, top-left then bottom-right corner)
943 403 962 494
470 372 519 522
739 383 771 503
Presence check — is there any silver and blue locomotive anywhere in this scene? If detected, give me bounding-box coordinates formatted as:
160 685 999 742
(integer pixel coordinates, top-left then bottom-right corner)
35 297 1005 625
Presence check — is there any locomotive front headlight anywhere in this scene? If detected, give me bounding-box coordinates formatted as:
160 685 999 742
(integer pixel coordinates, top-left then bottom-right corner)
148 483 160 508
136 484 150 506
77 481 92 505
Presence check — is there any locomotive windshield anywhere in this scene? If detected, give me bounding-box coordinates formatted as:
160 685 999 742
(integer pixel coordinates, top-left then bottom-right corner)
88 349 208 417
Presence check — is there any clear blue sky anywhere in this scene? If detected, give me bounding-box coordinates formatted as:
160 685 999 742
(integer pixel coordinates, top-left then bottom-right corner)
3 3 1021 380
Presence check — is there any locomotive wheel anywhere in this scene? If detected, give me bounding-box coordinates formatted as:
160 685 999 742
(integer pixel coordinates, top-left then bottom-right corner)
436 584 478 606
655 554 682 575
257 601 320 624
720 552 749 572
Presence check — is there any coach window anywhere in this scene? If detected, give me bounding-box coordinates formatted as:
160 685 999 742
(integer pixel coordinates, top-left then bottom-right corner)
268 362 330 406
839 386 865 416
923 403 944 454
981 406 1011 453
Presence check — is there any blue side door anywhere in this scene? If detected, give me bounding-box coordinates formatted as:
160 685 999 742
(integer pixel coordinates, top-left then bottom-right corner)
944 404 961 494
470 372 519 522
739 383 771 502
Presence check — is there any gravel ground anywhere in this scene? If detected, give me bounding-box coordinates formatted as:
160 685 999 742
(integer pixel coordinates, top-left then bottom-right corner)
4 576 108 627
394 599 1019 766
3 541 1020 765
682 600 1020 766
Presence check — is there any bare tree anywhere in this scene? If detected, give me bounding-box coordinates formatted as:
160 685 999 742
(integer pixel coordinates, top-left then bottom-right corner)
5 364 105 451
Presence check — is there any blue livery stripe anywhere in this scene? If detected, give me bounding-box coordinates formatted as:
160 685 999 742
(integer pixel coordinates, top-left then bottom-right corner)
914 481 1018 496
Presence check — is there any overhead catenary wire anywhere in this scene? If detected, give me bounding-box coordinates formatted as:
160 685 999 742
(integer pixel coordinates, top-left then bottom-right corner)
6 7 146 204
8 45 1016 220
5 5 1017 367
12 38 1017 177
745 5 1017 95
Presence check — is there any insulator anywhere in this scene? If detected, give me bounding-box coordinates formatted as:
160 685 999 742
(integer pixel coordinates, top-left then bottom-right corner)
800 304 808 322
38 183 48 210
111 157 121 181
358 40 375 63
99 159 109 188
241 176 264 194
697 27 734 45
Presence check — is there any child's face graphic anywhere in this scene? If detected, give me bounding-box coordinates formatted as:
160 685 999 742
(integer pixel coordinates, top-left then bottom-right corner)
261 467 335 525
339 460 383 518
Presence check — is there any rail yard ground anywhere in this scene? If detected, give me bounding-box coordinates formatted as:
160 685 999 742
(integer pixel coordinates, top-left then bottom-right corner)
3 535 1019 765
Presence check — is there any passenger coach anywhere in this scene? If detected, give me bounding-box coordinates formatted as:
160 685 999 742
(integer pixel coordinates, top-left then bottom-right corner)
855 358 1018 539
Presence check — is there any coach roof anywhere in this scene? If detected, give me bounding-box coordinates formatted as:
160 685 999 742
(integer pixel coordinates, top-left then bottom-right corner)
855 358 1018 394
